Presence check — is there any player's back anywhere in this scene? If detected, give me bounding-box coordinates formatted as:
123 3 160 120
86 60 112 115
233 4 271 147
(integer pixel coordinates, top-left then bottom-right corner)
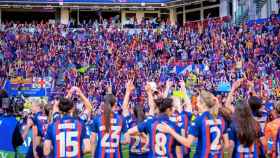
33 112 49 139
191 112 226 158
91 112 124 158
138 114 181 158
169 111 192 157
123 115 149 157
229 126 259 158
46 115 87 158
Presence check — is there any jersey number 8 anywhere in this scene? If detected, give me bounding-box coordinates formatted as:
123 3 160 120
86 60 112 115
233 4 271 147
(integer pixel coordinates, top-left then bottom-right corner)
155 133 167 156
56 131 79 157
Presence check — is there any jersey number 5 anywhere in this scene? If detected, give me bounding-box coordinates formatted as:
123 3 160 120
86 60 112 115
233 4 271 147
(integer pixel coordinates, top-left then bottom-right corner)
56 131 79 157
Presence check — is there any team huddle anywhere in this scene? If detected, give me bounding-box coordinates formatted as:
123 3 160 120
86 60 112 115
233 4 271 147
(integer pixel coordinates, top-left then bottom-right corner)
15 78 280 158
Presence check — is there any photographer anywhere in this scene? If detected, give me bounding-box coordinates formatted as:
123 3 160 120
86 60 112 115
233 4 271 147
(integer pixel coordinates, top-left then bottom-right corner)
0 89 33 158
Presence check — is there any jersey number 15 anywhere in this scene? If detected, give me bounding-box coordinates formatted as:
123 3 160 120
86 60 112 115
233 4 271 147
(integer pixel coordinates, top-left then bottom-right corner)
56 131 79 157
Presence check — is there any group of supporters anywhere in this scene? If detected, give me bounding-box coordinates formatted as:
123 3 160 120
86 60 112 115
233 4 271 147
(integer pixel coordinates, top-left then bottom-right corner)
0 13 279 158
1 77 279 158
0 15 279 107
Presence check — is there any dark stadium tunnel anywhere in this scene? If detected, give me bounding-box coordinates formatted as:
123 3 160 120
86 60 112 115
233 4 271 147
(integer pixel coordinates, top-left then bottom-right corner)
70 10 121 26
2 11 56 23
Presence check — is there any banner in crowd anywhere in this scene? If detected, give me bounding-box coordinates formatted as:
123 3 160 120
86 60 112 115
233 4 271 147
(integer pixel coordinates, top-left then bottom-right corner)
170 64 209 74
4 77 52 97
172 90 185 99
217 82 231 92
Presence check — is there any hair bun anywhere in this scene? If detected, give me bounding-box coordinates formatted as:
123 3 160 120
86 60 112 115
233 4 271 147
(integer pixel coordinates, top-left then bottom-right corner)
154 97 173 113
154 98 164 107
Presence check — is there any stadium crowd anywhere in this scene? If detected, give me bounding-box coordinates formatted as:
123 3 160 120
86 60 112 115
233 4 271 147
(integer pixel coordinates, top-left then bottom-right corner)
0 14 279 158
1 16 280 108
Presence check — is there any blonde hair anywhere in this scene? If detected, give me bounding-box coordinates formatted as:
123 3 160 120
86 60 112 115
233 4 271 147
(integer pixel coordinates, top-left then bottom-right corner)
199 90 219 118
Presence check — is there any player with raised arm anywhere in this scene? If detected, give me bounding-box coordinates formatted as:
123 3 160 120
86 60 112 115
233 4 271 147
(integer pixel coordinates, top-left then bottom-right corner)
43 98 91 158
145 82 158 116
166 80 193 158
157 90 229 158
177 80 193 158
124 97 183 158
122 80 150 158
66 86 93 122
90 94 125 158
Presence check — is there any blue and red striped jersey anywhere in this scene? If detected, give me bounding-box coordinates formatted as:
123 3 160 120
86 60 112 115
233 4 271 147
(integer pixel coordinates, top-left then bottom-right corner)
90 112 124 158
169 111 192 157
123 115 150 156
228 123 264 158
52 112 89 124
189 111 226 158
137 114 181 158
45 115 89 158
33 112 48 139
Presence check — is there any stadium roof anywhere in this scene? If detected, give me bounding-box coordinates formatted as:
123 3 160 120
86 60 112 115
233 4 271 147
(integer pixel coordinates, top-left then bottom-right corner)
0 0 178 3
0 0 204 6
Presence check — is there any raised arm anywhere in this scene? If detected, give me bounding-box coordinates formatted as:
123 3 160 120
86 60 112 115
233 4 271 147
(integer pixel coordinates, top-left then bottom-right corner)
163 80 173 97
65 87 75 99
66 86 93 113
225 79 243 113
122 80 135 117
52 99 59 115
106 84 113 95
75 87 93 113
179 80 192 112
145 83 156 116
247 80 256 96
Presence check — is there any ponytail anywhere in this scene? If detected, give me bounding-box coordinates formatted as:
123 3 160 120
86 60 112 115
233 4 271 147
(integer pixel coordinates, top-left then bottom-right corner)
103 94 116 132
133 105 145 123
